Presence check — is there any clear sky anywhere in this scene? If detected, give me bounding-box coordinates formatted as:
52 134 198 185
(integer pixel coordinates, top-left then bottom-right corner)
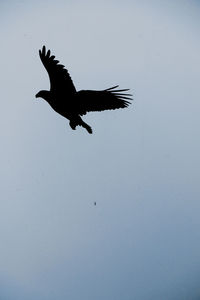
0 0 200 299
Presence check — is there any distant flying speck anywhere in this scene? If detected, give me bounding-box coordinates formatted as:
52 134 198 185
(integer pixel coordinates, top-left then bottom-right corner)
36 46 132 134
94 202 96 206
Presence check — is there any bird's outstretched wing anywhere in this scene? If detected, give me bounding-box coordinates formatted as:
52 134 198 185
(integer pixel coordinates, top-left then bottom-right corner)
76 86 132 115
39 46 76 95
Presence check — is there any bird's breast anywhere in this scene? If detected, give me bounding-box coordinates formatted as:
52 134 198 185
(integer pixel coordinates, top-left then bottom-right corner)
48 96 77 120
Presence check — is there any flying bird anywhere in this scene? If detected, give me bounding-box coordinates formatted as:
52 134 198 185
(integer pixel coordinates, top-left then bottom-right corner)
36 46 132 134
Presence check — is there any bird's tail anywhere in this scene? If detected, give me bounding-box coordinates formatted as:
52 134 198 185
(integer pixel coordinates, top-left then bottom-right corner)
80 120 92 134
69 116 92 134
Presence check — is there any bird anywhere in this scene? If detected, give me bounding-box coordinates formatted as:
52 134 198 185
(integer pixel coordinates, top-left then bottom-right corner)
36 46 132 134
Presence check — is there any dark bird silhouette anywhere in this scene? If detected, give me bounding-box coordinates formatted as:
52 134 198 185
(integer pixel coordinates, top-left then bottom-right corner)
36 46 132 134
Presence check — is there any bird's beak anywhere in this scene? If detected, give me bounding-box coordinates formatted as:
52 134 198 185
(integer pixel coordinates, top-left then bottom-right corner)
35 93 39 98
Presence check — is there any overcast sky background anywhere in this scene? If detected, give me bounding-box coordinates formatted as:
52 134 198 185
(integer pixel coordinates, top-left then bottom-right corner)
0 0 200 299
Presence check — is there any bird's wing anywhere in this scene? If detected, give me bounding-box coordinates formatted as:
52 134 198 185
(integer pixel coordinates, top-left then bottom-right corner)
39 46 76 95
76 86 132 115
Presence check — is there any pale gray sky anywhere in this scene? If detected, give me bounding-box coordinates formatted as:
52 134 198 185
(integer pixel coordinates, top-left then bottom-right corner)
0 0 200 299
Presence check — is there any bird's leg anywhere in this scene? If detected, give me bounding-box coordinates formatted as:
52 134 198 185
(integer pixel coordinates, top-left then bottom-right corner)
69 116 92 134
69 119 77 130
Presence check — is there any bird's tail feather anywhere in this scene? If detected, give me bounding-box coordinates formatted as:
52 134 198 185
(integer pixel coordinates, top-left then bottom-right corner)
69 117 92 134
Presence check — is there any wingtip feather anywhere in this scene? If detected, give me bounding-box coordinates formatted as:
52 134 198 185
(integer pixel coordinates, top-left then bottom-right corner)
42 45 46 54
106 85 133 102
106 85 119 91
47 49 51 57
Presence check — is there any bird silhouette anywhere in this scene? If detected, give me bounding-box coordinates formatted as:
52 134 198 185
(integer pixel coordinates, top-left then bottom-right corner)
36 46 132 134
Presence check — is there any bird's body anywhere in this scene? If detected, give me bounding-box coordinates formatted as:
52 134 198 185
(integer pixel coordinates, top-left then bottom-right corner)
36 46 132 133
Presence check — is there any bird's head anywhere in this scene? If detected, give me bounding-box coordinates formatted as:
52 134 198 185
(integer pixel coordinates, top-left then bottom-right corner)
35 90 51 101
